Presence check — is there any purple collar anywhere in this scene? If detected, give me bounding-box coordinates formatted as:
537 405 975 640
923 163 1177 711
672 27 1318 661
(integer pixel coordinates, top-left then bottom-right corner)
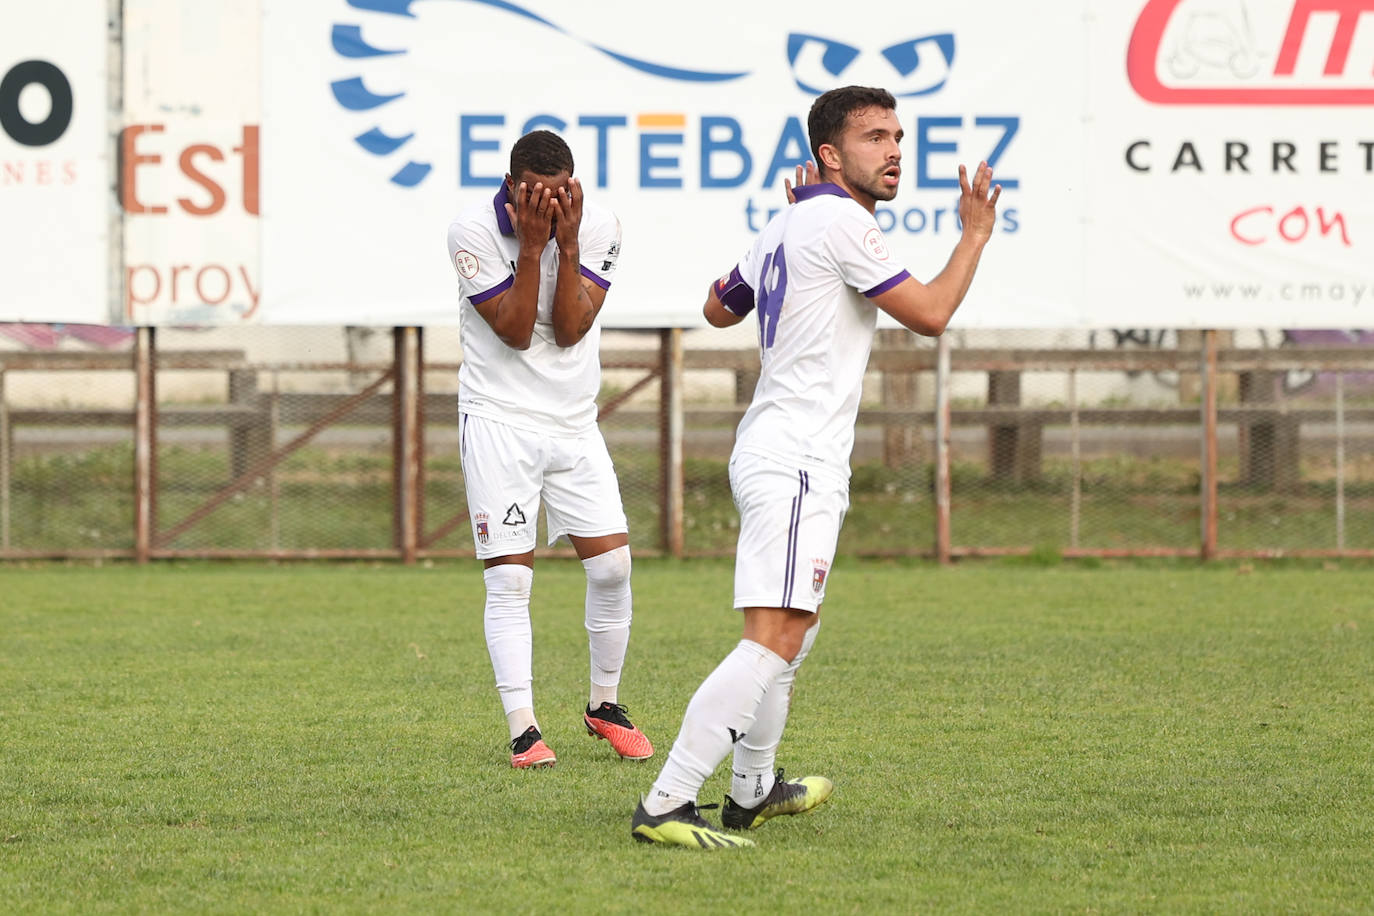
493 184 515 235
790 182 852 202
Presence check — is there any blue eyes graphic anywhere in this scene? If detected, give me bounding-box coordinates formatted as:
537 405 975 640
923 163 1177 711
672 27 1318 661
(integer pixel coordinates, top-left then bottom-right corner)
787 32 956 97
786 34 862 95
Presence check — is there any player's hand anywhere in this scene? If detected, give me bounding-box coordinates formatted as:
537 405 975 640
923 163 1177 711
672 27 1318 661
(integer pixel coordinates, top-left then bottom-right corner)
506 180 555 252
784 160 820 204
551 177 584 255
958 161 1001 244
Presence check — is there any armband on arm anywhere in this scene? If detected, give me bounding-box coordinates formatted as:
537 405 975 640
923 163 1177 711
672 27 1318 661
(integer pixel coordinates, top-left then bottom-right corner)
713 265 756 317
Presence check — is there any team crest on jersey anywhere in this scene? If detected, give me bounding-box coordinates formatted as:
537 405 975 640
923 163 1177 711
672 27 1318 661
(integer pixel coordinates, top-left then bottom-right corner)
811 558 830 594
863 229 889 261
475 512 490 545
454 249 480 279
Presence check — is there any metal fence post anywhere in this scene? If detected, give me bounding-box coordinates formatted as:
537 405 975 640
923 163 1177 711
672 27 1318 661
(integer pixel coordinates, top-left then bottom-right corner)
393 327 422 564
1200 329 1218 560
659 328 684 558
934 333 952 564
134 327 156 563
269 370 280 551
1069 368 1080 549
1336 372 1345 553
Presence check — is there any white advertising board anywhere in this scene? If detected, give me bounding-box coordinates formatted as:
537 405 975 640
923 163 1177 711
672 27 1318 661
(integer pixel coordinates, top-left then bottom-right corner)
1086 0 1374 327
261 0 1083 327
3 0 1371 329
0 0 108 324
121 0 261 324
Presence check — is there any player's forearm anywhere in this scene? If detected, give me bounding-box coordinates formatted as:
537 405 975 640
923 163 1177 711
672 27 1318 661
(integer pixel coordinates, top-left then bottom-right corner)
551 250 595 347
703 284 745 328
917 236 988 334
491 252 542 349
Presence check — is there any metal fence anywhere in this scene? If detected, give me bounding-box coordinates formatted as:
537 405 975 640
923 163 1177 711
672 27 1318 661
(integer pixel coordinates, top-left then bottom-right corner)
2 324 1372 561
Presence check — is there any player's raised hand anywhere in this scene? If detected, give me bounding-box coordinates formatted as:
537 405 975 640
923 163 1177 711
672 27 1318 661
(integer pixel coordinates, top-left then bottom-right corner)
551 177 584 253
507 180 555 251
784 160 820 204
958 161 1001 243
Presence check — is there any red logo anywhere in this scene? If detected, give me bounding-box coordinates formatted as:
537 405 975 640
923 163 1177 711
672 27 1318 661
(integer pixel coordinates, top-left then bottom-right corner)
863 228 889 260
1128 0 1374 104
812 566 827 594
454 249 480 279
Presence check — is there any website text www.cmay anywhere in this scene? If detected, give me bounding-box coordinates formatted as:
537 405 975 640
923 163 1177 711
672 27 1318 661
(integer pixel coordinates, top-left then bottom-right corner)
1182 281 1373 304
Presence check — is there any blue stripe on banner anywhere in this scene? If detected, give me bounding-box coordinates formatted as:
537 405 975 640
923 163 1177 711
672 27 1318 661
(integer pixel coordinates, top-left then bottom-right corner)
389 161 432 187
354 127 414 155
330 77 404 111
331 25 405 59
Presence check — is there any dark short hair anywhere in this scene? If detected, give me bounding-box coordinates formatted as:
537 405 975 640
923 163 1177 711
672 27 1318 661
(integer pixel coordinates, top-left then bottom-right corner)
807 86 898 166
509 130 574 178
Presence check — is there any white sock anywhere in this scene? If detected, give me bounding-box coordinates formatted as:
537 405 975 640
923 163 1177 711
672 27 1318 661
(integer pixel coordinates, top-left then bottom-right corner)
645 640 789 816
482 564 536 741
506 707 537 741
731 621 819 806
583 545 631 709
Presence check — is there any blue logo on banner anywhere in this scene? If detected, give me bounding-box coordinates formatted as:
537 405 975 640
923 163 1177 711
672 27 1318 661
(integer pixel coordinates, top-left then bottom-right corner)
324 0 1010 228
330 0 750 187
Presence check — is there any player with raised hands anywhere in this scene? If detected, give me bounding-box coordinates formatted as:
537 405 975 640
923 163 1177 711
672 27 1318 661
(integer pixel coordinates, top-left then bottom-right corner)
631 85 1000 847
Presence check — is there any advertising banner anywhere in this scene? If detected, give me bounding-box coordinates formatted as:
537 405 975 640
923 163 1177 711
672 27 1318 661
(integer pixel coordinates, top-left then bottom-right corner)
0 0 108 324
121 0 261 324
261 0 1081 327
2 0 1371 329
1087 0 1374 327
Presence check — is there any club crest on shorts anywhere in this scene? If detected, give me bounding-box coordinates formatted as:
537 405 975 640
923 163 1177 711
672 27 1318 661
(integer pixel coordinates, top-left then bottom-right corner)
475 512 490 545
811 558 830 595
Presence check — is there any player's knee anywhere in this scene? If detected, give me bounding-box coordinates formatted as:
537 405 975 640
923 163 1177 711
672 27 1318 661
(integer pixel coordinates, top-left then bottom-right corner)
483 563 533 609
582 544 631 588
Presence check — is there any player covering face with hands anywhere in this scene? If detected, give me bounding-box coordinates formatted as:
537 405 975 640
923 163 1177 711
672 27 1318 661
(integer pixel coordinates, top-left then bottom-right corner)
446 130 652 770
631 86 1000 848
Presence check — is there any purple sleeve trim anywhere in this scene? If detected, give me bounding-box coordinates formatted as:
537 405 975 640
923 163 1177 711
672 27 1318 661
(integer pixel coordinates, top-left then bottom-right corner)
469 274 513 305
714 265 756 316
580 264 612 290
863 270 911 298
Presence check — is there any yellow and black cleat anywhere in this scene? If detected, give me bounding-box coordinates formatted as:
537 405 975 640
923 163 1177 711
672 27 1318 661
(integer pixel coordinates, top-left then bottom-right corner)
631 800 754 849
722 769 833 830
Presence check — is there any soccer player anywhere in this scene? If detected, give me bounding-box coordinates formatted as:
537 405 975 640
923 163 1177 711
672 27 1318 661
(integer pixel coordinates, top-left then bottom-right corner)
446 130 652 769
630 86 1001 847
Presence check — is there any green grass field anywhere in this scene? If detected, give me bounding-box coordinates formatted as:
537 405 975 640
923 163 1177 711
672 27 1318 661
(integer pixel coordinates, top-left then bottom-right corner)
2 560 1372 912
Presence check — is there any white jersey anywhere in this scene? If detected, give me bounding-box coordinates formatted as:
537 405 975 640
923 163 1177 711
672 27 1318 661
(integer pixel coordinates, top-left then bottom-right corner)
446 185 622 436
722 183 909 480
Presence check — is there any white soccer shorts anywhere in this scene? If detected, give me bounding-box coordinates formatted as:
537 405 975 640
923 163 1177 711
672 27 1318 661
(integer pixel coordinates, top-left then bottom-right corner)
460 413 629 560
729 450 850 613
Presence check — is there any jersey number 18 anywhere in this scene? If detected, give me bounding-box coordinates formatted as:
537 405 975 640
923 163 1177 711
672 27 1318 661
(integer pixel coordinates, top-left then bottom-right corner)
758 243 788 349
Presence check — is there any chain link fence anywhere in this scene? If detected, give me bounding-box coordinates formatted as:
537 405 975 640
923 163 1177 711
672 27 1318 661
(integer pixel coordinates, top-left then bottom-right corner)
2 324 1372 559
